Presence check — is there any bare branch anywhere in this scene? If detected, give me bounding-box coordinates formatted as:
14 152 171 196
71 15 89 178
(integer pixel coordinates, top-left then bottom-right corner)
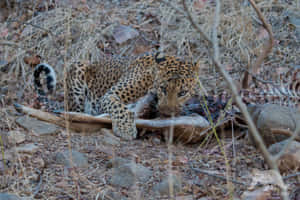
7 19 57 38
212 0 221 60
283 172 300 180
242 0 275 88
190 166 249 186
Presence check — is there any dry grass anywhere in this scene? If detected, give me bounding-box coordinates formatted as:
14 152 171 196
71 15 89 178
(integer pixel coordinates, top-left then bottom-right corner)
0 0 299 199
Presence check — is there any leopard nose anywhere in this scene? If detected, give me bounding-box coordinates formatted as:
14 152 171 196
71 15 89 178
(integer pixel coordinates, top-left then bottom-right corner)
158 105 181 116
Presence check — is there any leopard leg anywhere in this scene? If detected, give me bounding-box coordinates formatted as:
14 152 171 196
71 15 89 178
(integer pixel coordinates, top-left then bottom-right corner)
99 68 153 140
99 94 137 140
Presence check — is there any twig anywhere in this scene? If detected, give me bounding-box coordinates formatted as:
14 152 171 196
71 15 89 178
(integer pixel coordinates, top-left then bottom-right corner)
242 0 275 88
283 172 300 180
33 172 43 197
0 41 20 48
7 19 57 38
271 128 300 142
212 0 220 60
7 19 59 50
190 166 248 186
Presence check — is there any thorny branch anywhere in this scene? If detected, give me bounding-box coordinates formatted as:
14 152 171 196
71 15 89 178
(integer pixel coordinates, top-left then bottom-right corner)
179 0 289 199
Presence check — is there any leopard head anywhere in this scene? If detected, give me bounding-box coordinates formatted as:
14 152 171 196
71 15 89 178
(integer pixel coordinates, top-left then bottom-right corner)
154 53 199 116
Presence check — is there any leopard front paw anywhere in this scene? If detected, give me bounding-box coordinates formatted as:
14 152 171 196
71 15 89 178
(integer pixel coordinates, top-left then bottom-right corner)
112 121 137 140
111 112 137 140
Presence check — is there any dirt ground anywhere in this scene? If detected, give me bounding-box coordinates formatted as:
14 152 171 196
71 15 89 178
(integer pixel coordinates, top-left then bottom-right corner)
0 0 299 199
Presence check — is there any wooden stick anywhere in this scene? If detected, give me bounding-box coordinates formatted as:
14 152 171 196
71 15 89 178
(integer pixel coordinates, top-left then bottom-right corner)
14 103 210 130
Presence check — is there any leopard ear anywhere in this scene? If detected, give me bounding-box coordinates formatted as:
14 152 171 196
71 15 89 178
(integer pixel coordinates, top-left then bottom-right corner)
154 52 166 64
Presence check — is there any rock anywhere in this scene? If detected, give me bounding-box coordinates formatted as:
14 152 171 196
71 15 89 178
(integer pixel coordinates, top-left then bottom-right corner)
109 159 152 188
55 150 88 168
16 143 39 154
153 174 182 196
7 130 26 144
16 116 60 136
268 140 300 172
247 104 300 146
241 186 276 200
285 11 300 40
98 189 128 200
113 25 139 44
0 193 21 200
100 129 120 146
106 157 129 169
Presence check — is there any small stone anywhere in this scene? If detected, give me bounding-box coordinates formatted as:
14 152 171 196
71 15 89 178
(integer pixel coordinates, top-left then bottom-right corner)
106 157 129 169
55 150 88 168
0 193 21 200
16 116 60 136
7 131 26 144
98 189 128 200
153 174 182 196
16 143 39 154
101 129 120 146
241 186 276 200
110 161 152 188
248 104 300 146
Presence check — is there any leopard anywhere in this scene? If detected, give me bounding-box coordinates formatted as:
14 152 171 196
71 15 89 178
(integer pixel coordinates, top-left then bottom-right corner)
33 53 200 140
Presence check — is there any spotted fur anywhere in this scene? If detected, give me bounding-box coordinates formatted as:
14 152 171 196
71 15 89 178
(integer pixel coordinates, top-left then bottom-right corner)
34 63 57 96
33 53 200 140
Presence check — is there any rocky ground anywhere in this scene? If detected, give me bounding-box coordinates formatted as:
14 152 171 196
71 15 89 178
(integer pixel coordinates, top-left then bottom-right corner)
0 0 300 199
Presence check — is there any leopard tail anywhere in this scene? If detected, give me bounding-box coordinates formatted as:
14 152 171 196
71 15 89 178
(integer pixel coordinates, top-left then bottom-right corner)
33 63 57 97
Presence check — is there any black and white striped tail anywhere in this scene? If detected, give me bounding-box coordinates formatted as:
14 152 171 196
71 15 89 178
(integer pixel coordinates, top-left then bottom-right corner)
33 63 57 96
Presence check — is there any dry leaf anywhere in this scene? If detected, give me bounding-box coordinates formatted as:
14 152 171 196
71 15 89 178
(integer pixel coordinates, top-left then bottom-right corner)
24 55 41 67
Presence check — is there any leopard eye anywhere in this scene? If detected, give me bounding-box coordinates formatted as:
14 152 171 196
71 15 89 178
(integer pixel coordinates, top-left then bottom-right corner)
178 90 187 97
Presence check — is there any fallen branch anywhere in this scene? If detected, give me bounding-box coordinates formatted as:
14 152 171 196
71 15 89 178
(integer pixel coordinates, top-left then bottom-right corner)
271 128 300 142
14 103 209 129
14 103 211 143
